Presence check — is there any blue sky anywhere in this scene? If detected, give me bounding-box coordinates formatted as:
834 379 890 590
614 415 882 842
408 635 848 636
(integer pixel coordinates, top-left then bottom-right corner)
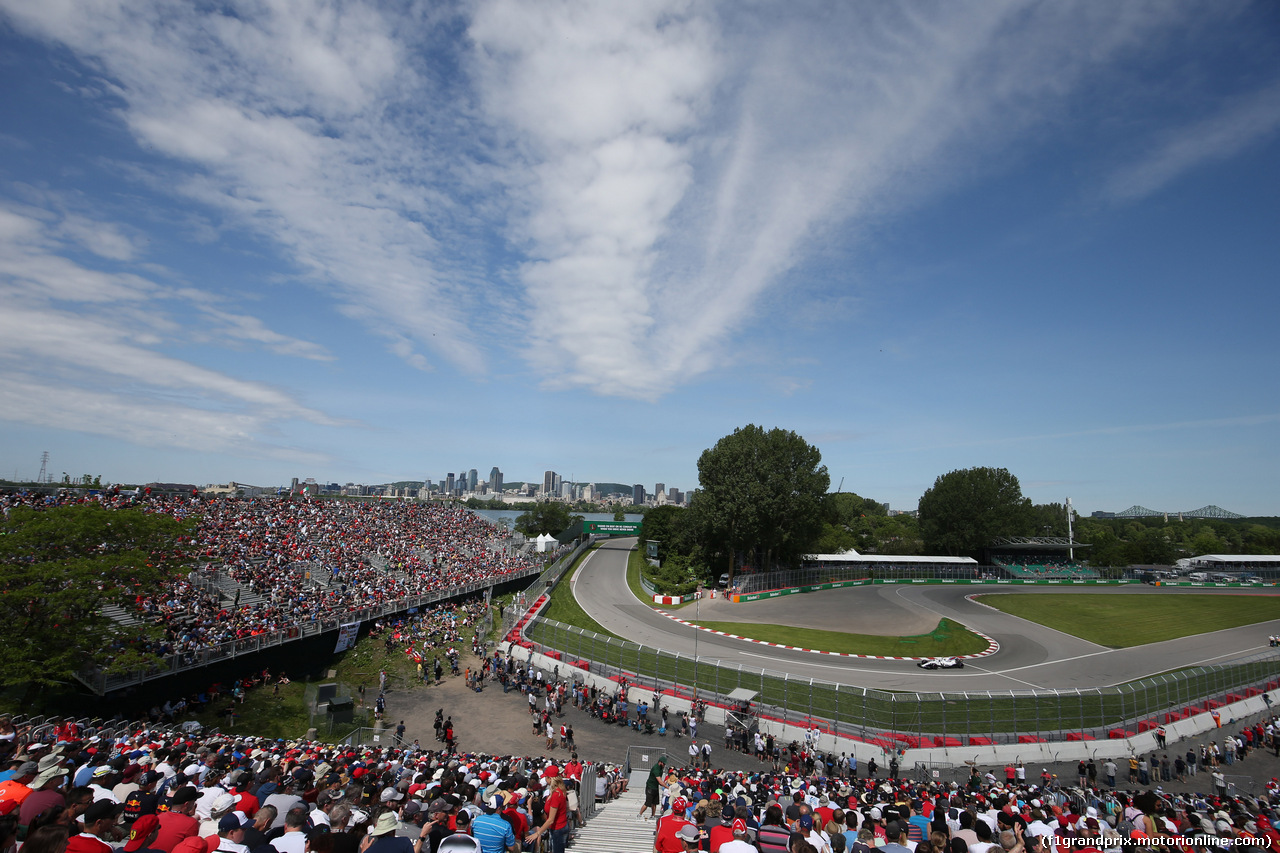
1 1 1278 515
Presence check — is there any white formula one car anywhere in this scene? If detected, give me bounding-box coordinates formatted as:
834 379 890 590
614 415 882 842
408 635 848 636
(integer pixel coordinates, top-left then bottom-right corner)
917 656 964 670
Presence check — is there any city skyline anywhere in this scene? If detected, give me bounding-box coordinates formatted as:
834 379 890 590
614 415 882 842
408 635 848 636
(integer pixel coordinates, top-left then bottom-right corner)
1 3 1278 515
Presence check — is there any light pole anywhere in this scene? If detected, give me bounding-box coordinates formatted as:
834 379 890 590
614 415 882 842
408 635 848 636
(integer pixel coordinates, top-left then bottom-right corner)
692 587 700 703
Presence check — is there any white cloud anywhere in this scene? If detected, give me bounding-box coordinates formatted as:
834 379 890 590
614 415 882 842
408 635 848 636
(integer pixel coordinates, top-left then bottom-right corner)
469 1 1197 397
0 0 1216 403
1104 78 1280 203
0 203 341 455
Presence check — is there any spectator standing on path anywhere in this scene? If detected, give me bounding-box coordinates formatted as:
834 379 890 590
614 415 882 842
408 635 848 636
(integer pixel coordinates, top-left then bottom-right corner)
639 758 665 821
688 740 699 767
701 741 712 770
1103 760 1116 788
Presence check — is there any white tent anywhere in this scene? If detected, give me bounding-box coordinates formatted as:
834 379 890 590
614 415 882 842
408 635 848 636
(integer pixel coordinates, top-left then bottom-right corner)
535 533 556 552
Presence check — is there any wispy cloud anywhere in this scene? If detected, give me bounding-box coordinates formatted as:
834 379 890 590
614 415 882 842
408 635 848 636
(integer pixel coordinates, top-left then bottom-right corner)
0 0 1211 403
470 1 1196 398
1104 78 1280 203
0 202 340 458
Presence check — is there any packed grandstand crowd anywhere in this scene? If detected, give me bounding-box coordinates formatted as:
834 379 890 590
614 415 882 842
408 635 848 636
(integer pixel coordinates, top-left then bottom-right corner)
1 703 1280 853
0 490 545 659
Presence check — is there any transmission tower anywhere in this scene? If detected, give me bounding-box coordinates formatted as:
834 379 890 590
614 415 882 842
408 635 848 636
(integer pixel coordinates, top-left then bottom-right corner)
37 451 50 484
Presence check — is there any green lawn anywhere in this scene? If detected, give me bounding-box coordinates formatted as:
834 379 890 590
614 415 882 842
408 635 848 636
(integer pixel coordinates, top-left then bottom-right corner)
691 617 989 657
978 592 1280 648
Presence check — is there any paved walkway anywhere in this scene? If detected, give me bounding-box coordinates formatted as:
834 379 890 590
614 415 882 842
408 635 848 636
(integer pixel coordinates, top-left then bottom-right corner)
379 667 1280 799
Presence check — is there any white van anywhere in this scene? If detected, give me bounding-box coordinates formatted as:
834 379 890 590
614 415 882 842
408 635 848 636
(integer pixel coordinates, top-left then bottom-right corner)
1188 571 1209 582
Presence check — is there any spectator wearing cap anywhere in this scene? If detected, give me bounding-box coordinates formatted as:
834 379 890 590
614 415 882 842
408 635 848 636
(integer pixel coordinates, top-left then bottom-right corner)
124 814 166 853
421 798 456 853
269 806 309 853
525 775 568 853
114 765 145 804
310 790 341 829
469 795 517 853
123 771 164 824
365 811 414 853
675 823 702 851
195 771 230 822
215 812 251 853
719 818 756 853
225 772 258 820
655 796 696 853
881 820 913 853
260 781 304 830
88 765 121 805
69 799 125 853
199 793 240 837
155 786 201 853
707 805 740 852
799 812 834 853
20 758 70 828
0 761 40 816
755 804 790 853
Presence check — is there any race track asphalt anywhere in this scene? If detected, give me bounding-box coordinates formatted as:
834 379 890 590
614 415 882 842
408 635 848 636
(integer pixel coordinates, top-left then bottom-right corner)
570 538 1280 693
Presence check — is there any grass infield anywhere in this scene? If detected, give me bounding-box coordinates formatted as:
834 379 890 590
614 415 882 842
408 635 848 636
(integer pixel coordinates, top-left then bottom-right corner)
689 618 989 657
978 592 1280 648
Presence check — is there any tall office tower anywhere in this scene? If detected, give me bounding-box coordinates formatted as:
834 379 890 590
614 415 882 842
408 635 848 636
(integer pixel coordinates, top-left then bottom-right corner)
552 473 562 495
459 470 470 492
543 470 556 495
561 481 572 499
654 483 665 499
490 467 503 494
582 483 593 501
669 487 680 504
446 473 455 494
469 469 478 492
632 484 645 505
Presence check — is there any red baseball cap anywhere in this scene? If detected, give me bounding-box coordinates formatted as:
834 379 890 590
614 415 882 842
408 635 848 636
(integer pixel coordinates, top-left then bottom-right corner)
124 815 160 853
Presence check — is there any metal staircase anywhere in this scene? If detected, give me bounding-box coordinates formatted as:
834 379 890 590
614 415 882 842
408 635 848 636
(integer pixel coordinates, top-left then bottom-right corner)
568 771 651 852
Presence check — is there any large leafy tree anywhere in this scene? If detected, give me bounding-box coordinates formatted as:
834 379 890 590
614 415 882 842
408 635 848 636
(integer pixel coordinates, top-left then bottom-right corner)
691 425 830 580
514 502 578 537
918 467 1032 557
0 503 195 702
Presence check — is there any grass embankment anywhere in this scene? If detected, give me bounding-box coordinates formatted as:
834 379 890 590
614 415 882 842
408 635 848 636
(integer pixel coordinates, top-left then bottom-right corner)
979 593 1280 648
690 618 988 657
538 543 625 641
181 593 506 740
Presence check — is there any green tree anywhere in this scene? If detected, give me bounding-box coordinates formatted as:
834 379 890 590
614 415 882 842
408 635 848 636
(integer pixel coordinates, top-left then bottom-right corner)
691 425 830 582
514 502 575 537
639 505 696 561
613 506 626 522
0 503 194 704
917 467 1031 557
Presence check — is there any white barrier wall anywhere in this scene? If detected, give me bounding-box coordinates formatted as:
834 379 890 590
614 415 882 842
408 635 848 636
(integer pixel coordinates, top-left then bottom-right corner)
509 641 1273 767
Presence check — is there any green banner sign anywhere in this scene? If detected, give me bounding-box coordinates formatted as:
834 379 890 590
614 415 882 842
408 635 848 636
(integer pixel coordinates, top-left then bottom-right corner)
584 520 642 534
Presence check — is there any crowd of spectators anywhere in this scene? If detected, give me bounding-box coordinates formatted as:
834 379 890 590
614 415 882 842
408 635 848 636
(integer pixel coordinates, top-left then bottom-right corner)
643 719 1280 853
1 707 1279 853
0 491 541 661
0 718 607 853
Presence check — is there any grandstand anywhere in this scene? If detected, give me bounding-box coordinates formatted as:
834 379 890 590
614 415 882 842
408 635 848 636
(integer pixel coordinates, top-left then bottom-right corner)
987 536 1097 579
0 490 551 694
1179 553 1280 581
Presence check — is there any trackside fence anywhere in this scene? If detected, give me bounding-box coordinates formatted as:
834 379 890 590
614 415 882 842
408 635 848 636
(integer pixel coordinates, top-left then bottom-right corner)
522 617 1280 746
